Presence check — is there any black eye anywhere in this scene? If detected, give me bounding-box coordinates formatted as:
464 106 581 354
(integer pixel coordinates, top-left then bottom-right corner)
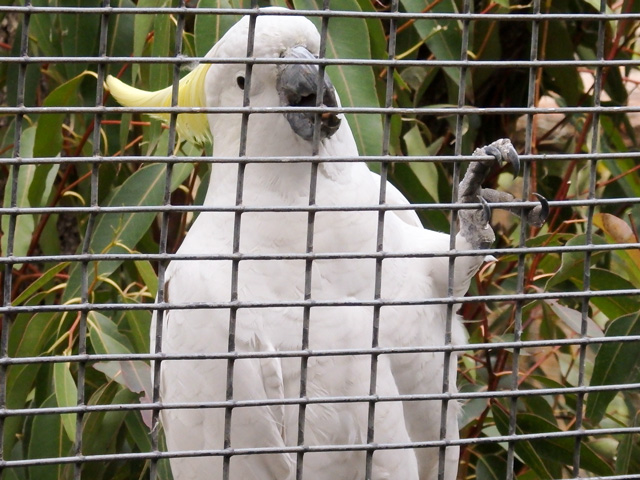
236 75 245 90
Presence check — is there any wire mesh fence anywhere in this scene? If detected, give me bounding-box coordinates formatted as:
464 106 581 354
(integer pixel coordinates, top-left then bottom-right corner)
1 1 639 480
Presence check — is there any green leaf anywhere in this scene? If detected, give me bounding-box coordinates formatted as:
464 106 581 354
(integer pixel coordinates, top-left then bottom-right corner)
93 360 152 429
293 0 383 157
4 312 67 457
12 262 70 306
545 299 603 337
519 413 612 476
581 0 614 14
589 269 640 321
1 126 36 264
107 0 137 61
542 21 584 106
94 361 150 398
388 161 450 232
594 213 640 287
59 0 102 78
615 411 639 474
133 0 168 81
63 163 190 301
474 443 507 480
81 382 138 480
150 4 173 92
493 404 612 477
195 0 241 57
587 312 640 424
34 71 96 158
123 309 152 355
354 0 388 61
88 311 135 355
400 0 468 91
403 125 442 202
603 159 640 199
135 260 159 297
27 394 73 480
53 361 78 442
546 234 607 289
124 407 153 452
492 404 557 479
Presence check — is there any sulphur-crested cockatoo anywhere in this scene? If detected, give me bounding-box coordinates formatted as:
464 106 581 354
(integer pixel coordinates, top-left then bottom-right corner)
106 8 547 480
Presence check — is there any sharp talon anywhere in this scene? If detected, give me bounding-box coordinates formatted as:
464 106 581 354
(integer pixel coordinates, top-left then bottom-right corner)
483 145 501 163
482 144 519 175
507 145 520 176
532 192 549 225
479 195 491 225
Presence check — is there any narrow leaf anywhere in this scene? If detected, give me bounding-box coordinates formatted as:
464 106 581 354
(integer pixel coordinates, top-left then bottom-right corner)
545 299 603 337
53 361 78 441
88 311 135 355
34 71 96 158
27 395 73 480
1 126 36 263
13 262 70 306
403 125 442 202
195 0 240 57
59 0 102 78
135 260 159 297
400 0 468 90
615 411 639 474
587 312 640 424
63 163 189 300
5 312 67 456
493 404 612 477
546 234 607 289
492 405 557 479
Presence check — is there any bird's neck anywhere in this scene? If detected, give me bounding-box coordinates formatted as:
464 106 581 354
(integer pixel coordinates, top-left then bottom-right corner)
203 115 358 207
203 161 318 207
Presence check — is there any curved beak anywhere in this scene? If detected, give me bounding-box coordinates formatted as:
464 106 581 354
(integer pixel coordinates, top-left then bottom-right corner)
276 46 341 141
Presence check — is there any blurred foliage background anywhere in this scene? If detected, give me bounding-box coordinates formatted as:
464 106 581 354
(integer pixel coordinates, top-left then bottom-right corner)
1 0 640 479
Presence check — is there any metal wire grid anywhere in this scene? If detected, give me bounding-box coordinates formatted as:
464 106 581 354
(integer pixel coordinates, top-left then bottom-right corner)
0 1 639 480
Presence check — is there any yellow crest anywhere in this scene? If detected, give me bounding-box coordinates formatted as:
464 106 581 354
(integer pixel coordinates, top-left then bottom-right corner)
106 63 212 145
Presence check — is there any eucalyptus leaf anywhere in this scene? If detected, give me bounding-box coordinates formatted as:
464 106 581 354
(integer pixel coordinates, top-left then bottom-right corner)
1 126 37 263
27 395 73 480
587 312 640 424
63 163 191 301
195 0 241 57
53 361 78 442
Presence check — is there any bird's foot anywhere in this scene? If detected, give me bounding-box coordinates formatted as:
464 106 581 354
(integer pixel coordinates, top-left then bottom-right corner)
478 189 549 227
458 139 549 250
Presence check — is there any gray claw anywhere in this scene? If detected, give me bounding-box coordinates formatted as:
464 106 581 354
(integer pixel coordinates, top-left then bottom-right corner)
483 144 520 176
507 145 520 176
479 195 491 225
483 145 502 163
529 192 549 226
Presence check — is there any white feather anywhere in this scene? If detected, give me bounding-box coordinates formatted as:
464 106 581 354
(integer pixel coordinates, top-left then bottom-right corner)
137 8 485 480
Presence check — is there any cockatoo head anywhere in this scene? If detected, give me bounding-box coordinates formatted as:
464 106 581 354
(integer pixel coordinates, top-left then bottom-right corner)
204 10 341 143
106 8 342 152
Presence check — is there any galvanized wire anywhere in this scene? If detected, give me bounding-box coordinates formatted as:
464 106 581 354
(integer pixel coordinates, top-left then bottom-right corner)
0 3 638 480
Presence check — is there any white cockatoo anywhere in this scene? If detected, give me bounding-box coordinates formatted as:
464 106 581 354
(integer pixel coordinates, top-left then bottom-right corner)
106 8 547 480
